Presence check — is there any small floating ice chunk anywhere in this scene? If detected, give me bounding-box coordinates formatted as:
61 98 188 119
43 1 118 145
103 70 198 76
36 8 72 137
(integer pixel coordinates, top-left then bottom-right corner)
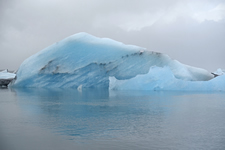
0 71 16 80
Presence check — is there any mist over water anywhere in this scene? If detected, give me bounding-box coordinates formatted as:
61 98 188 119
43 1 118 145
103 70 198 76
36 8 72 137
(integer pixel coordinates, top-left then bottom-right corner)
1 88 225 150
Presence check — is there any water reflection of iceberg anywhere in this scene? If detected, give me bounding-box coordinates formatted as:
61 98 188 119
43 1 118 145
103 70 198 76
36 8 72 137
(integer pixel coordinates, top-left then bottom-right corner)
11 88 225 149
13 88 178 139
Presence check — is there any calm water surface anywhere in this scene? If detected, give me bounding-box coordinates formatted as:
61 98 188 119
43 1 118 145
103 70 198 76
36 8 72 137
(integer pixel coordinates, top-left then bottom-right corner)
0 88 225 150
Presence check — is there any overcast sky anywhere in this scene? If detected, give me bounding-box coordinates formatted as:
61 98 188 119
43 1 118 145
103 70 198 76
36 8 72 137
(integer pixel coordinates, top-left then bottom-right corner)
0 0 225 71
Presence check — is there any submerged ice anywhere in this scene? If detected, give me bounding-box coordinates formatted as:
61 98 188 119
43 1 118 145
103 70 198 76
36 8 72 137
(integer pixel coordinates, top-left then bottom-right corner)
10 32 223 91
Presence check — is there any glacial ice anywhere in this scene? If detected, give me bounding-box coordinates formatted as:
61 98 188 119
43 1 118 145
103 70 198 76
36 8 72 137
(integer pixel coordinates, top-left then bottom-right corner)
10 32 221 91
0 70 16 80
109 67 225 91
212 68 225 76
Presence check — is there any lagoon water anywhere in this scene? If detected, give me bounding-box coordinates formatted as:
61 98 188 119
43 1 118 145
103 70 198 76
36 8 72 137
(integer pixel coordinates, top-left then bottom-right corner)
0 88 225 150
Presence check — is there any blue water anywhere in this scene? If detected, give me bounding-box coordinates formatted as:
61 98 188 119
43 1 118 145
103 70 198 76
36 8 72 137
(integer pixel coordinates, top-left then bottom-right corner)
0 88 225 150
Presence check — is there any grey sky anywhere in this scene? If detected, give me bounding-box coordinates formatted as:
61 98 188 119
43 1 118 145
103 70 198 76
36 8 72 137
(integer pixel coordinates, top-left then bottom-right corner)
0 0 225 71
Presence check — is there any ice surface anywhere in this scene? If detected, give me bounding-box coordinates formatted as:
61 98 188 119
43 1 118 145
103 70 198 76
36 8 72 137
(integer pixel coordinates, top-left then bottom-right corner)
213 68 225 76
11 32 215 89
0 71 16 80
109 67 225 91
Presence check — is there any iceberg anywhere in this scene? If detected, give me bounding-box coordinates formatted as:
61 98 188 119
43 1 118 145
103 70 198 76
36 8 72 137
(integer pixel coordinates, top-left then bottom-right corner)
10 32 218 90
0 70 16 80
0 70 16 87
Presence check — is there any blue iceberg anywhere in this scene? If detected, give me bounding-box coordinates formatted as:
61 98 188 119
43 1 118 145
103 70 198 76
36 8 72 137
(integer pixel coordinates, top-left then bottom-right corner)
10 32 224 91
